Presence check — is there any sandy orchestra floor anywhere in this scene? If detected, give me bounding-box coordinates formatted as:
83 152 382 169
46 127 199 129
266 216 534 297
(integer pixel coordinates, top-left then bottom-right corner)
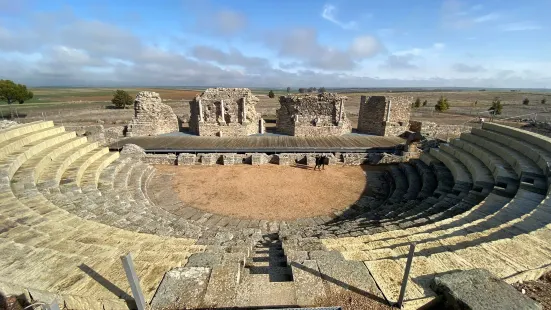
154 164 372 220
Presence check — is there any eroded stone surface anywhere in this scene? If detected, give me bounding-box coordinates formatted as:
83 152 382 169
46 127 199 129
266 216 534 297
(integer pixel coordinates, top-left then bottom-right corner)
357 95 412 136
276 93 352 137
126 91 179 137
150 267 211 310
431 268 542 310
189 88 264 137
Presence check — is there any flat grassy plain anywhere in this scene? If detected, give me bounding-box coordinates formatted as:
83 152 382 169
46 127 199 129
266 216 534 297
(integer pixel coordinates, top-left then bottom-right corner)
2 87 551 128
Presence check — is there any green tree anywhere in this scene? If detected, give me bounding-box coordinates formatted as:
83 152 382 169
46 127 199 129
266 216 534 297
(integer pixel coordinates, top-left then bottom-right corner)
268 90 275 98
489 97 503 115
413 97 421 108
111 89 133 109
542 98 547 104
298 88 306 93
434 95 450 112
318 87 327 93
523 98 530 105
422 100 427 106
0 80 34 105
286 87 291 93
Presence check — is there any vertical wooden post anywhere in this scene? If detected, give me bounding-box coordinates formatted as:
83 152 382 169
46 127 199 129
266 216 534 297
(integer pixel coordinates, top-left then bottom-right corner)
396 243 416 308
121 253 147 310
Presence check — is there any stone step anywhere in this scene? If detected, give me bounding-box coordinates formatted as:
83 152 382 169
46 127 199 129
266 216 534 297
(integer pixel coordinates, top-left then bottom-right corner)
37 142 100 191
483 122 551 175
430 148 473 186
60 147 109 189
0 121 54 144
80 152 121 191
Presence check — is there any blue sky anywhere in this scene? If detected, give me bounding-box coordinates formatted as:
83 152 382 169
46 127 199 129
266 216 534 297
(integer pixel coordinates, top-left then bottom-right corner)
1 0 550 87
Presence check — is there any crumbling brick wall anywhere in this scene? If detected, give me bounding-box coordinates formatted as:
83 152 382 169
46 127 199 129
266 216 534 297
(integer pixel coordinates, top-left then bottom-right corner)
276 93 352 136
357 95 412 136
126 91 179 137
188 88 264 137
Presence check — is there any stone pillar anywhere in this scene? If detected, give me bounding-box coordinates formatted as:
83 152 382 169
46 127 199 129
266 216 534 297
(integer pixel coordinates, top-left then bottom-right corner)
198 99 203 122
241 98 247 124
219 100 226 125
386 99 392 122
338 98 345 124
259 119 265 134
360 95 367 105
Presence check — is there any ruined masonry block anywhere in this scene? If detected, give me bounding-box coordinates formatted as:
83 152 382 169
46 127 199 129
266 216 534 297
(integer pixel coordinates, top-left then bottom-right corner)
142 154 176 165
222 153 241 165
126 91 179 137
189 88 265 137
277 154 291 165
357 95 412 137
343 153 368 165
200 154 219 165
177 153 197 165
251 153 269 165
276 93 352 137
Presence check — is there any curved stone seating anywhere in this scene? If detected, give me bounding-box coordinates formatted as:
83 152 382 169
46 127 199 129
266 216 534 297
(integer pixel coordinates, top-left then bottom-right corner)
470 128 548 193
320 124 551 308
484 122 551 175
439 143 495 195
0 122 203 309
451 137 519 197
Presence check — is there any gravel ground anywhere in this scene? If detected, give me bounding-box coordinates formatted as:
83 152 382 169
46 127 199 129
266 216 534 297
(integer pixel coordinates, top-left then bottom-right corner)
155 164 373 220
514 271 551 309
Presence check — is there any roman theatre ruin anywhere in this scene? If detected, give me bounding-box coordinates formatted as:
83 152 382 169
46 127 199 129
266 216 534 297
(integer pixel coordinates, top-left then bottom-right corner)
0 88 548 309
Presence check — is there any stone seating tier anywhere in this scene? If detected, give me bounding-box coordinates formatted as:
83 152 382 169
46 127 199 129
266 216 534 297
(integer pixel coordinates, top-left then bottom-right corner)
2 121 551 309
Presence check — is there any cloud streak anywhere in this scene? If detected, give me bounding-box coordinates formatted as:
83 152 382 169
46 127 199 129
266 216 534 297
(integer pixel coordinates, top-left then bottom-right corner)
321 4 358 30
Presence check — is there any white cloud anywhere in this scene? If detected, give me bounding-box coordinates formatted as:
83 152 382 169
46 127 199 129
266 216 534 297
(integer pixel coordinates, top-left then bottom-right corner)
452 63 486 72
195 9 247 36
473 13 500 23
349 36 383 58
321 4 358 30
501 22 542 31
433 43 445 49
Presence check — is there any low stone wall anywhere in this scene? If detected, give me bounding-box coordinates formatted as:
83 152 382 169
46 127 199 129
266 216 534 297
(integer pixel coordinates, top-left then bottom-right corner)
137 152 410 166
410 121 471 140
65 124 106 143
196 122 260 137
293 125 352 137
104 125 126 145
177 153 197 165
142 153 177 165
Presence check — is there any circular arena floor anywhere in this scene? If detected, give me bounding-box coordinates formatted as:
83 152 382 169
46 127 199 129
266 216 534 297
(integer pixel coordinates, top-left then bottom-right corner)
154 165 375 220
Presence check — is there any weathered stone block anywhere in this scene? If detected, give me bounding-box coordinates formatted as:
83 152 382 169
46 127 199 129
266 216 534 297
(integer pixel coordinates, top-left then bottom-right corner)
126 91 179 136
357 95 412 136
200 153 219 165
276 93 352 137
177 153 197 165
222 153 239 165
431 268 542 310
150 267 211 310
142 153 176 165
277 154 291 165
343 153 368 165
250 153 268 165
189 88 264 137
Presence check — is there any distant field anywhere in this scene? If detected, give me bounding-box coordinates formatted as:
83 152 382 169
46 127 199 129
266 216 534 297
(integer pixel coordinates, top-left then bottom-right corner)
2 87 551 127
